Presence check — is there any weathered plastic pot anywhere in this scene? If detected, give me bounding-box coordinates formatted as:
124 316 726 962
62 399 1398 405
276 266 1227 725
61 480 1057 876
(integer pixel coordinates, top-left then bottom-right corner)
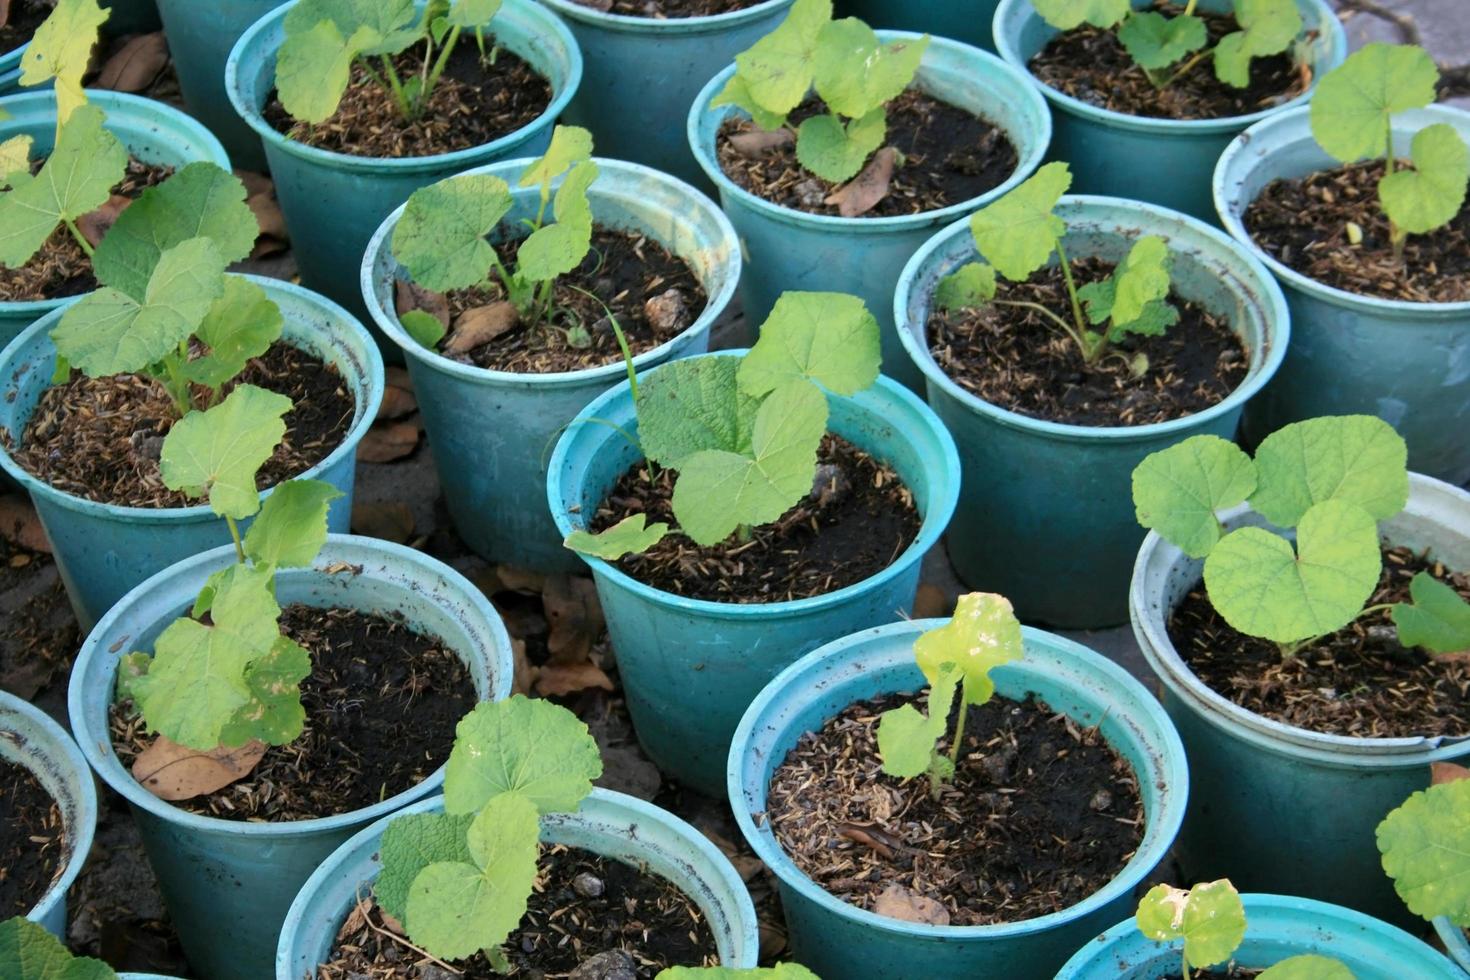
0 277 384 631
535 0 793 188
363 157 739 572
101 0 162 34
1434 918 1470 973
1215 104 1470 485
1131 473 1470 928
0 89 230 349
993 0 1345 222
729 620 1188 980
0 37 26 92
0 691 97 938
838 0 1001 52
896 195 1288 629
68 535 515 980
275 788 760 978
548 352 961 794
1058 893 1462 979
688 33 1050 389
227 0 581 332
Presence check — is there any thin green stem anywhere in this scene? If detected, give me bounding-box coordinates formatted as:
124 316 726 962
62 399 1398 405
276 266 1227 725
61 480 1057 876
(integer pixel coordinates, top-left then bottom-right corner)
1183 0 1198 14
1279 603 1400 659
1052 238 1088 336
948 698 970 766
991 299 1089 353
357 56 389 97
160 352 194 418
1385 122 1395 175
736 524 753 544
424 25 462 99
225 516 246 564
380 55 412 118
1161 46 1213 89
64 219 94 258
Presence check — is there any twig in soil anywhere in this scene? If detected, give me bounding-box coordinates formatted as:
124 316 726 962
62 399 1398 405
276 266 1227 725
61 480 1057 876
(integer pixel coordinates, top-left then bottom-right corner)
353 891 464 975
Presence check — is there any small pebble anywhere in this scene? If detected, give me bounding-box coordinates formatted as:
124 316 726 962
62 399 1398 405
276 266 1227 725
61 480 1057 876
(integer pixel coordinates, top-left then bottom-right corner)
573 870 605 898
568 949 637 980
1089 788 1113 812
643 288 689 334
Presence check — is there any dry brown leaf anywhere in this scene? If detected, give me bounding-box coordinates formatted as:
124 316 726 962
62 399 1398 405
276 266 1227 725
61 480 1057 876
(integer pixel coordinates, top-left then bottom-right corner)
395 279 449 328
77 194 132 249
510 636 537 696
534 660 614 698
496 565 547 594
247 190 287 241
1433 762 1470 785
350 500 414 543
826 147 899 219
132 736 267 801
874 883 950 926
0 0 11 30
543 574 605 667
446 302 518 354
377 366 418 420
357 419 420 463
729 130 794 158
248 235 288 260
912 582 950 620
0 494 49 553
699 825 766 883
234 170 273 198
95 32 169 92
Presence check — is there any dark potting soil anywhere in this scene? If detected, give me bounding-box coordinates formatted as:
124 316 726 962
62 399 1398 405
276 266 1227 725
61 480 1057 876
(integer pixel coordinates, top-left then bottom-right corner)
0 756 67 917
263 39 551 158
0 534 79 702
577 0 767 15
317 845 719 978
0 1 51 57
110 604 475 821
11 341 355 509
591 434 921 602
1027 4 1310 121
1169 545 1470 739
715 88 1019 217
1241 160 1470 303
766 691 1145 926
927 257 1249 426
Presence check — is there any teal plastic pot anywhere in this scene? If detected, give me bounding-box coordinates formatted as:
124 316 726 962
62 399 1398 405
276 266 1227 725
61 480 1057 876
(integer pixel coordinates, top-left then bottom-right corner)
227 0 581 331
534 0 793 189
1214 104 1470 485
68 535 515 980
1435 918 1470 972
363 157 739 572
547 352 960 794
275 788 760 978
688 34 1050 389
0 37 25 92
0 691 97 938
101 0 161 34
1058 894 1461 979
728 620 1188 980
1131 473 1470 928
838 0 1001 52
0 276 384 631
156 0 283 171
896 195 1288 629
993 0 1345 222
0 89 230 349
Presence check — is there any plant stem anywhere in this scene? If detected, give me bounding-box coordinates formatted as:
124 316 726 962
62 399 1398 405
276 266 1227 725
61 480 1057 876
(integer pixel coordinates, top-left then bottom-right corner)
991 299 1089 353
1390 222 1408 264
424 25 462 101
380 55 413 118
1052 238 1088 337
160 353 194 418
1385 123 1396 174
736 524 752 544
1183 0 1198 14
948 698 970 766
1278 603 1399 659
1161 46 1213 89
64 220 94 258
226 515 246 563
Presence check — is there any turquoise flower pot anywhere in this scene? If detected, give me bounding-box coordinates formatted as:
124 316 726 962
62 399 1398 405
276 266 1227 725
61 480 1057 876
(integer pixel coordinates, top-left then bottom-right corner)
275 788 760 978
728 620 1188 980
687 33 1050 390
992 0 1345 222
101 0 161 34
896 195 1288 629
838 0 1001 52
68 535 516 980
1435 918 1470 973
0 277 384 631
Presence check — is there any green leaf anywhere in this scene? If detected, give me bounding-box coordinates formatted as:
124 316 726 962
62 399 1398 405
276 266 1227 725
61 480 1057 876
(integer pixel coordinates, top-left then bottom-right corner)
656 966 822 980
1031 0 1130 30
517 125 594 194
1310 43 1439 163
1214 0 1302 88
1135 880 1246 970
516 160 597 283
877 663 960 779
0 136 33 182
442 696 603 816
1132 435 1258 559
913 591 1023 706
218 634 311 747
1257 955 1356 980
636 357 759 466
1249 415 1409 527
183 278 285 390
284 0 419 50
732 0 830 116
1118 11 1206 71
400 309 448 349
1110 235 1172 326
19 0 109 131
1393 572 1470 654
935 262 996 310
796 108 885 183
1378 778 1470 926
243 479 342 568
275 18 368 124
159 383 292 519
1380 123 1470 235
1112 298 1179 339
564 513 669 560
812 19 928 120
969 161 1071 282
447 0 501 27
710 73 790 132
1204 500 1383 644
738 291 881 398
376 810 477 921
0 917 116 980
393 173 513 293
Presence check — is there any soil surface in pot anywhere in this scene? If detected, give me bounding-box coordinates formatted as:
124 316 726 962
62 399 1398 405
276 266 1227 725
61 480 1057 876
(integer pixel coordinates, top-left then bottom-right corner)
110 605 476 821
11 340 356 509
577 0 767 14
0 756 67 917
767 691 1145 925
1170 544 1470 739
927 257 1249 426
716 88 1019 217
0 533 78 702
1241 160 1470 303
318 844 719 978
264 39 551 158
591 434 921 602
0 1 51 56
1028 4 1310 121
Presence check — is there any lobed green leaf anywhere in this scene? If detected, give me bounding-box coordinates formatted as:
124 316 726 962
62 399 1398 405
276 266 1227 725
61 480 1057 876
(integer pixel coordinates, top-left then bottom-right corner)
876 663 960 779
442 696 603 816
217 634 311 747
19 0 109 132
1257 956 1355 980
1392 571 1470 655
183 278 285 390
400 309 448 349
812 20 927 121
393 173 513 293
1248 415 1409 528
447 0 502 28
795 107 885 183
1031 0 1131 31
1132 435 1258 559
913 591 1023 706
969 161 1071 282
564 513 669 561
1214 0 1302 88
376 809 477 921
275 19 375 125
159 383 292 519
1135 880 1246 970
517 125 594 195
0 917 115 980
934 262 996 310
1378 778 1470 926
1117 11 1206 71
1379 122 1470 236
516 160 597 283
1310 43 1439 163
636 357 759 466
732 0 830 116
738 291 881 398
243 479 342 569
655 967 821 980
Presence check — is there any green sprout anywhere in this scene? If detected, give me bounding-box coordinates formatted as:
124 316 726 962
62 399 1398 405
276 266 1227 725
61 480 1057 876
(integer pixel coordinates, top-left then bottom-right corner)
1378 769 1470 931
0 917 119 980
19 0 111 142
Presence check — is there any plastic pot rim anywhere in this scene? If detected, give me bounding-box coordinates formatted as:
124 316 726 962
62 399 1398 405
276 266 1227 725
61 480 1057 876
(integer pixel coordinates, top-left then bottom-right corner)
536 0 794 35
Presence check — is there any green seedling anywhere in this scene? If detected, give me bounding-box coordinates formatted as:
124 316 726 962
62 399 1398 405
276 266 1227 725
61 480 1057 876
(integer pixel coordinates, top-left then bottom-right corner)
19 0 111 141
712 0 928 184
656 968 821 979
1131 415 1470 658
376 696 603 969
1308 43 1469 261
0 917 118 980
277 0 505 125
562 289 882 557
876 592 1023 798
1378 767 1470 930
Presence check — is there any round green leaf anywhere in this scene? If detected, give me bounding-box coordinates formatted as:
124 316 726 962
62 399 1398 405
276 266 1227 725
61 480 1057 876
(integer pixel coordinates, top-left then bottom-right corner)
1378 779 1470 926
1379 122 1470 235
1258 955 1356 980
1135 880 1246 969
1031 0 1130 30
1310 43 1439 163
442 696 603 816
795 108 885 183
392 173 513 293
739 291 881 398
732 0 829 116
969 161 1070 282
1249 415 1408 527
1132 435 1257 559
564 513 669 560
159 383 292 519
913 592 1023 705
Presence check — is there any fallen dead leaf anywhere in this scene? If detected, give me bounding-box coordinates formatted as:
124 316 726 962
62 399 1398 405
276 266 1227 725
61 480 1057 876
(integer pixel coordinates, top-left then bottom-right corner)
729 129 794 158
377 366 417 420
357 419 420 463
77 194 133 249
496 565 547 594
826 147 899 219
132 736 267 801
699 825 766 883
247 190 287 241
0 495 49 553
446 302 518 354
395 279 449 328
912 582 950 620
95 32 169 92
874 883 950 926
0 1 11 30
534 660 614 698
235 170 273 198
510 636 537 696
1433 762 1470 785
350 500 414 544
543 574 605 666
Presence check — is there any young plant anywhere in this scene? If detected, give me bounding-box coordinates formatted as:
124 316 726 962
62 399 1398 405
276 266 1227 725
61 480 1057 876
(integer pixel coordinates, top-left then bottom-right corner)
562 290 882 558
19 0 111 141
936 160 1177 372
711 0 928 184
1307 43 1469 262
1131 415 1470 658
876 592 1023 799
375 696 603 969
0 917 119 980
656 968 820 979
1378 766 1470 931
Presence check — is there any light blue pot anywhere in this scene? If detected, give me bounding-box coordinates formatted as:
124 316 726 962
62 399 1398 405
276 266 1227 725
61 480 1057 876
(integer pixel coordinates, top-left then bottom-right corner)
101 0 162 34
0 277 384 631
1214 104 1470 485
275 788 760 979
534 0 793 189
896 195 1288 629
362 157 740 572
68 535 516 980
548 352 961 795
1131 473 1470 929
0 35 26 93
1435 918 1470 973
728 620 1189 980
226 0 582 331
1058 894 1462 979
687 34 1050 390
993 0 1345 222
0 89 230 350
0 691 97 939
838 0 1001 52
